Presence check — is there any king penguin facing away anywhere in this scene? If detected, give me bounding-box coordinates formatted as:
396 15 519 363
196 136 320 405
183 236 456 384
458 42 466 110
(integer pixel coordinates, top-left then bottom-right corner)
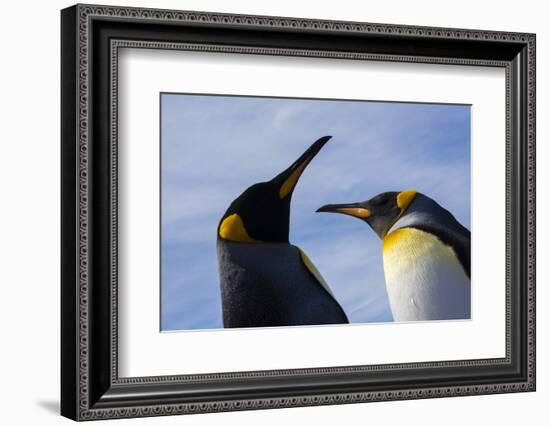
217 136 348 328
317 190 470 321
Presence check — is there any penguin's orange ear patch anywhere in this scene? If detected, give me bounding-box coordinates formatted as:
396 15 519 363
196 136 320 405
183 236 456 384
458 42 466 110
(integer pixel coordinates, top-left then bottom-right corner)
219 214 259 243
397 190 417 211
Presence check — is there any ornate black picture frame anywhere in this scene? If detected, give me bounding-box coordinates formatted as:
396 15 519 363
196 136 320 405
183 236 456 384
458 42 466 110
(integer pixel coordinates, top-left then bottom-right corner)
61 4 536 421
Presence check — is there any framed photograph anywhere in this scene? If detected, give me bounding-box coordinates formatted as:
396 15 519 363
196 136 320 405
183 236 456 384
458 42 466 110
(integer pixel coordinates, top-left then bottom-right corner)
61 4 536 421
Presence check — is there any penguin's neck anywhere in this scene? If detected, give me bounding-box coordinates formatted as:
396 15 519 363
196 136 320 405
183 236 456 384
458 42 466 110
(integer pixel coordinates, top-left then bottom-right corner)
387 194 439 234
387 193 465 237
216 239 294 273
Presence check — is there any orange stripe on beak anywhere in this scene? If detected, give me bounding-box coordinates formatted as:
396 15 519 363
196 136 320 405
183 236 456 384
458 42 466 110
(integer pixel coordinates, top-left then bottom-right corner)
335 207 371 219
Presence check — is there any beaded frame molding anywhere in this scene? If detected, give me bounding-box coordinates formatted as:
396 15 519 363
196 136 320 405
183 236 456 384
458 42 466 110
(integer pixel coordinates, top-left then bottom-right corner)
61 4 536 421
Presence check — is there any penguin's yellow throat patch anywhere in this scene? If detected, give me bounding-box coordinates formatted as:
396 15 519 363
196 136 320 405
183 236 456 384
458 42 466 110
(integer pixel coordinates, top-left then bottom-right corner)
383 228 412 253
219 213 259 243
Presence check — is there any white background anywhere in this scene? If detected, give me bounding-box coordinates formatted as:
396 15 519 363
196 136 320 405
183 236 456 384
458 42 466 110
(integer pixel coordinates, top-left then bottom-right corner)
0 0 547 425
119 49 505 376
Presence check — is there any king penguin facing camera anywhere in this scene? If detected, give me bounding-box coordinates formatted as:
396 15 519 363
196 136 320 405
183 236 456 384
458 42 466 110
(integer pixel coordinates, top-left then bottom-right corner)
317 190 470 322
217 136 349 328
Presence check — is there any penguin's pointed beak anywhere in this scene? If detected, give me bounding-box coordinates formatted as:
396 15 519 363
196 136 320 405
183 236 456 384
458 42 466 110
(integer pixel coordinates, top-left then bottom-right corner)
276 136 332 199
316 202 371 219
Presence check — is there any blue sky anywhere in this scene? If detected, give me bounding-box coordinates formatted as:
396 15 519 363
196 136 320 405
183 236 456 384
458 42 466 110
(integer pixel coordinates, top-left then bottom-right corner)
160 93 471 331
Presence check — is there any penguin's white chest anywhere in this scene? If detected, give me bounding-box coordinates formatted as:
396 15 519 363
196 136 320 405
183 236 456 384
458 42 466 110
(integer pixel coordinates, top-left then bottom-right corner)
382 228 470 321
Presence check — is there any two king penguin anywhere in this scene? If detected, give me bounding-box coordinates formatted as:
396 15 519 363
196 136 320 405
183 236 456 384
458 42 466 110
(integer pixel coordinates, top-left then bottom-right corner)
217 136 471 327
217 136 349 328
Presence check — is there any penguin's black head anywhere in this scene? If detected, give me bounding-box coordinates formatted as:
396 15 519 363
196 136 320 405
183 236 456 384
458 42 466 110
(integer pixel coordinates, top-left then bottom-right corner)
218 136 332 243
316 190 417 239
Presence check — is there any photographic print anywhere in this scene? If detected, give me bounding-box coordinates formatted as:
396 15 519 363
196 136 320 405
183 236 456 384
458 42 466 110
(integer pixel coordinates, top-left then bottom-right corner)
160 93 471 331
61 7 535 418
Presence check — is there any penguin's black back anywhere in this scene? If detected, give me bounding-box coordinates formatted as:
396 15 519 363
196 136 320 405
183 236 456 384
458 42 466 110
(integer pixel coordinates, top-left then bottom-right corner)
217 240 349 328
